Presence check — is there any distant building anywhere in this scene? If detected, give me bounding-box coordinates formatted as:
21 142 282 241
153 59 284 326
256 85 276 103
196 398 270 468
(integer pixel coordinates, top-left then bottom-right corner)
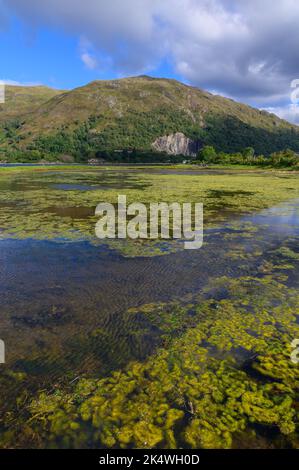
88 158 105 165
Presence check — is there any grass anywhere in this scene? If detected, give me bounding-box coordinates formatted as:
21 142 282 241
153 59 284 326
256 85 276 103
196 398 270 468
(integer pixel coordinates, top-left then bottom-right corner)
0 85 62 124
1 163 298 172
0 164 90 172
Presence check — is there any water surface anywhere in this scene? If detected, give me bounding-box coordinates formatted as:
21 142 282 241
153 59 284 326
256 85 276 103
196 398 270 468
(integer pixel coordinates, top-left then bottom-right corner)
0 168 298 448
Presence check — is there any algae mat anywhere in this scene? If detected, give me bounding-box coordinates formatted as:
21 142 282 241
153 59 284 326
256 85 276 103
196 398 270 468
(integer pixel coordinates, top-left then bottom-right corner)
0 167 298 448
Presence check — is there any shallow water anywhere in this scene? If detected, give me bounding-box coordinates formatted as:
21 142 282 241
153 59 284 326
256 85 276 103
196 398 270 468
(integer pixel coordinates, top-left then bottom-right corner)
0 202 298 376
0 169 299 448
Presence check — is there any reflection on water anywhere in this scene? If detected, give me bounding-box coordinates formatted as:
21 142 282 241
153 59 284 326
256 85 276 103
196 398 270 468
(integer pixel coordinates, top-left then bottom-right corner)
0 234 242 376
51 183 102 191
0 170 149 193
0 200 298 383
243 201 299 234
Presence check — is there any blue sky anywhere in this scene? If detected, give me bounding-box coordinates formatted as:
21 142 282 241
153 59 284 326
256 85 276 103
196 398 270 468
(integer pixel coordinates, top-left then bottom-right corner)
1 0 299 124
0 12 183 91
0 17 125 89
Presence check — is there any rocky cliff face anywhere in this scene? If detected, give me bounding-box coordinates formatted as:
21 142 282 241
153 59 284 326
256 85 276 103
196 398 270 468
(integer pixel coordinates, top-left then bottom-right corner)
152 132 202 156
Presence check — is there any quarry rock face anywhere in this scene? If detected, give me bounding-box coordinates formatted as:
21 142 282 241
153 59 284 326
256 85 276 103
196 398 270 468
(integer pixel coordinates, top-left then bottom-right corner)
152 132 202 156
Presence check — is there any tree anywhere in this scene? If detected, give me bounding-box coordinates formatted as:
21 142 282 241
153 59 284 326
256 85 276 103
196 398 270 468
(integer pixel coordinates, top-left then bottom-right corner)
197 145 217 162
242 147 255 158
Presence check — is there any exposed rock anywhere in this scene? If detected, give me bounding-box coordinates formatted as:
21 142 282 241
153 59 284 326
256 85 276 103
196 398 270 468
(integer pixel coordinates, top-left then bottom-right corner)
106 96 117 108
152 132 202 156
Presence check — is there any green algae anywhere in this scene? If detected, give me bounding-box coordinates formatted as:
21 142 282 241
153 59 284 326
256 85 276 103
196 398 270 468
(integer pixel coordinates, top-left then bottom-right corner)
272 247 299 260
1 167 299 449
1 272 298 449
0 168 298 257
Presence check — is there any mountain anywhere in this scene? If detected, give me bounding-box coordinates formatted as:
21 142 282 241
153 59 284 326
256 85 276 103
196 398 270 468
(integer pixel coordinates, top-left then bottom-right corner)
1 76 299 161
0 85 63 123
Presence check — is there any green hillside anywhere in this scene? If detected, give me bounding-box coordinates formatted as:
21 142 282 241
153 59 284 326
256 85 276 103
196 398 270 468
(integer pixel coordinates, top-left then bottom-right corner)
0 85 63 123
1 76 299 162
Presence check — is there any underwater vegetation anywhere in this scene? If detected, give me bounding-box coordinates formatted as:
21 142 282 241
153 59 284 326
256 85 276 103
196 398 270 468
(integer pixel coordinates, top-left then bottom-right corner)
0 167 298 257
1 271 298 449
0 167 298 449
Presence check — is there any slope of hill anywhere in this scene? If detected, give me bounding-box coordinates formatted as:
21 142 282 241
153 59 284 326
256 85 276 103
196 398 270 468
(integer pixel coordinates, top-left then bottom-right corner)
0 85 63 123
1 76 299 161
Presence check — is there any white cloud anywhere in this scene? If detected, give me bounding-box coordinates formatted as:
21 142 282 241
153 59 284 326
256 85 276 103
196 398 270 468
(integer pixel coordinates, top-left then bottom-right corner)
81 52 98 70
3 0 299 112
79 37 98 70
0 78 42 86
263 104 299 125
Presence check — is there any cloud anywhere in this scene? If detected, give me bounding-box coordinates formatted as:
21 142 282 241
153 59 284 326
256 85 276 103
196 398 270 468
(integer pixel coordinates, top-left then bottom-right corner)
3 0 299 112
0 0 9 30
79 37 98 70
264 105 299 125
81 52 97 70
0 78 42 86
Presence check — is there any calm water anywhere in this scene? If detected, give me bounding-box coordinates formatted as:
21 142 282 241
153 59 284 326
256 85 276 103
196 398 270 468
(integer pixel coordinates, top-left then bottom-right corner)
0 170 299 417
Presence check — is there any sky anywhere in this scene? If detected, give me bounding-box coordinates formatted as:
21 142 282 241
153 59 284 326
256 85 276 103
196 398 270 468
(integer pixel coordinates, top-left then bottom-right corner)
0 0 299 124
